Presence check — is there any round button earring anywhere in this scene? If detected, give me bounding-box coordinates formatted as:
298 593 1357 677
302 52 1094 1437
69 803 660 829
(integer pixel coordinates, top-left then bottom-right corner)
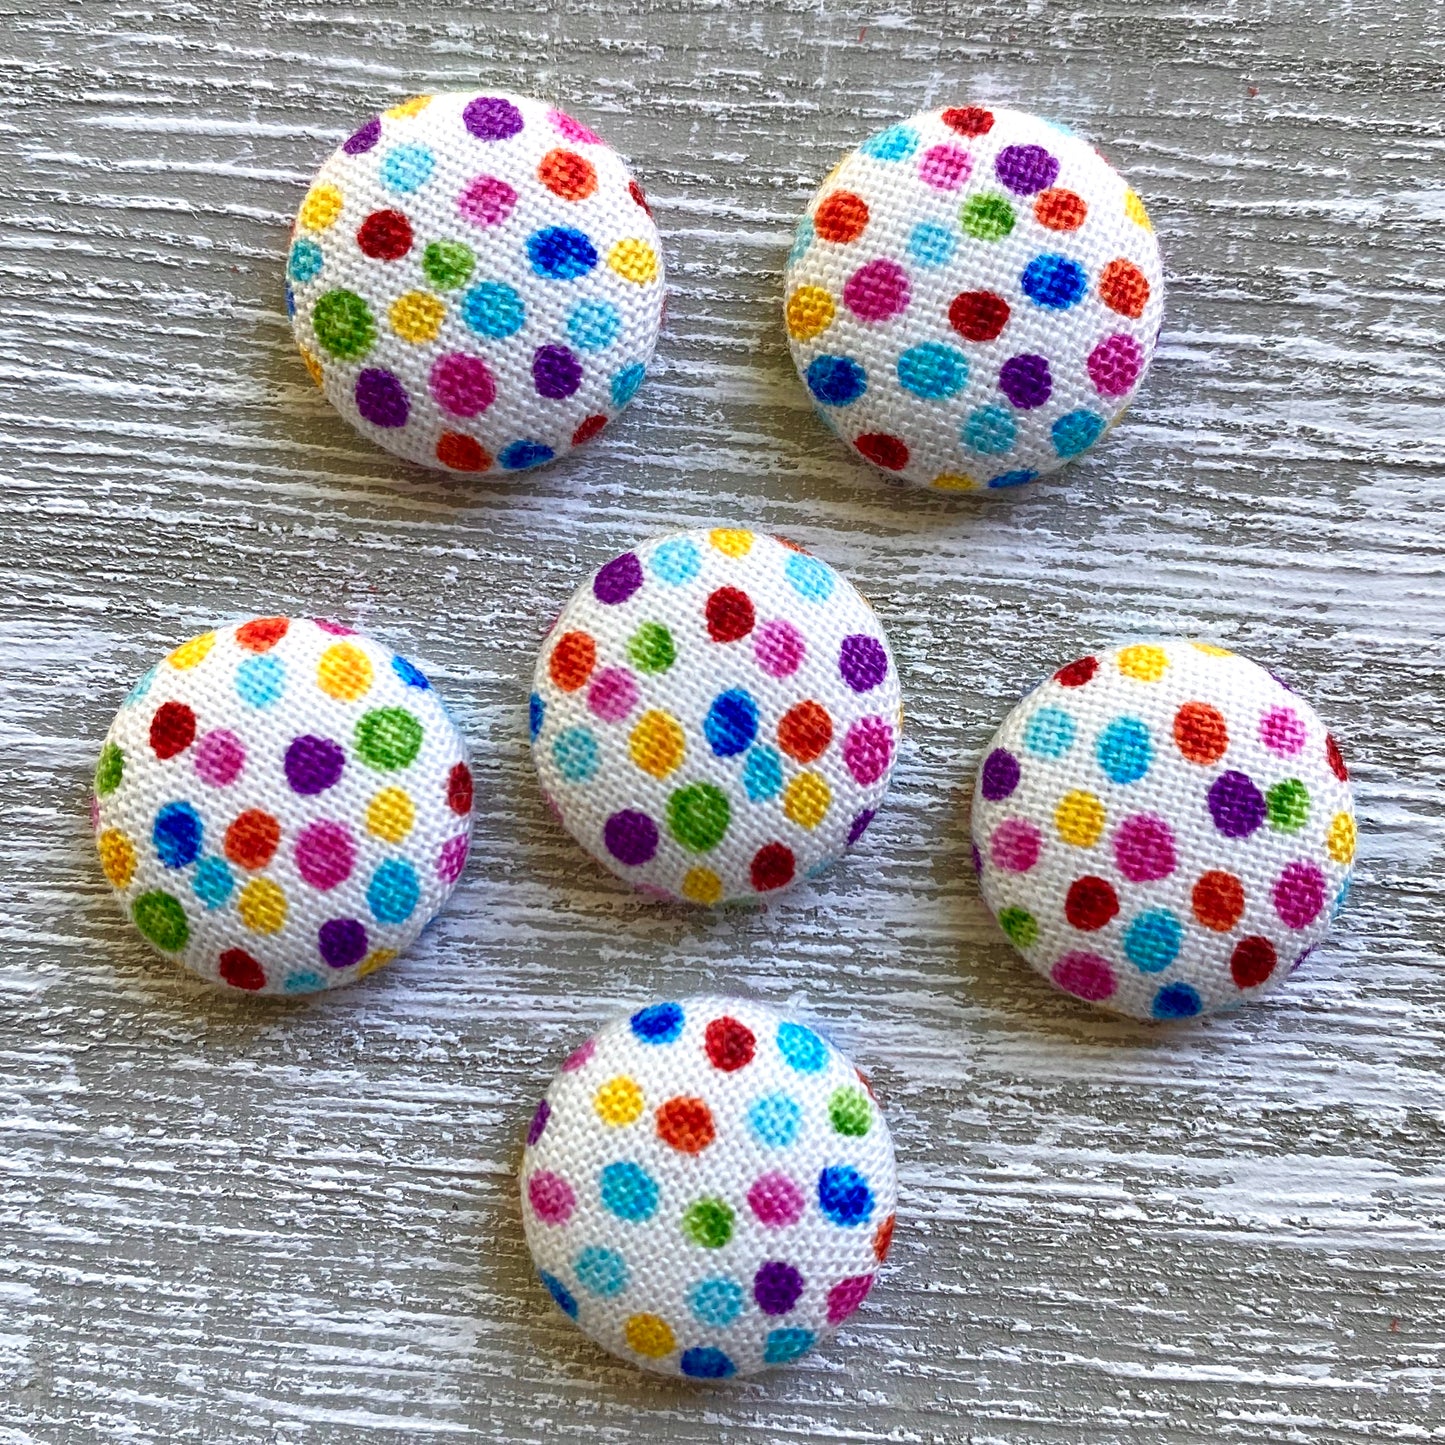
288 90 664 474
520 996 898 1378
529 528 903 904
93 617 474 994
784 105 1163 491
971 641 1356 1020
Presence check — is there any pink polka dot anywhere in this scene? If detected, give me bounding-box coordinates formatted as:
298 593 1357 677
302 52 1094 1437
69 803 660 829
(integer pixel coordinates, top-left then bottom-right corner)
193 728 245 787
313 619 356 635
842 716 895 786
1274 861 1325 929
754 618 806 678
918 143 971 190
1113 813 1177 883
549 108 602 145
587 667 639 722
990 818 1042 873
1260 706 1307 755
826 1273 874 1325
843 258 911 322
562 1037 595 1072
527 1170 575 1224
1051 951 1117 1001
1087 333 1144 398
748 1172 805 1227
294 820 356 891
457 174 518 227
437 832 469 884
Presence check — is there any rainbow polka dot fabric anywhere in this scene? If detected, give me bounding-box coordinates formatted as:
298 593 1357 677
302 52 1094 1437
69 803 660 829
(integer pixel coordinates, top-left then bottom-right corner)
971 642 1356 1021
93 618 474 995
529 528 903 904
521 996 897 1379
288 90 664 474
784 105 1163 491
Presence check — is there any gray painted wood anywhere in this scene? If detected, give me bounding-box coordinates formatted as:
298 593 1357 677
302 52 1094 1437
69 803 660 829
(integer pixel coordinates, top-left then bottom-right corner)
2 1 1443 1440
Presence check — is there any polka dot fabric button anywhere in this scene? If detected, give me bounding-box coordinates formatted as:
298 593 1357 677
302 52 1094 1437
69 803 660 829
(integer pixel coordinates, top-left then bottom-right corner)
521 996 897 1378
529 529 903 904
93 618 474 994
971 642 1355 1020
288 91 663 474
784 105 1163 491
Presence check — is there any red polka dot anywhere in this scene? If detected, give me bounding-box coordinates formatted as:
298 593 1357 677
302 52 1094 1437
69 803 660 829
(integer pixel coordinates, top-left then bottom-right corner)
235 617 288 652
224 809 281 870
1054 656 1098 688
948 290 1011 342
1034 188 1087 231
218 948 265 991
705 1015 757 1071
447 761 473 816
149 701 196 760
750 843 795 892
705 586 755 643
1193 870 1245 932
1230 936 1277 989
436 432 491 471
1064 875 1119 931
628 179 652 216
537 148 597 201
549 631 596 691
572 414 608 446
1174 702 1229 764
655 1095 716 1153
814 190 870 244
942 106 994 136
356 209 414 261
777 700 833 763
1326 733 1348 782
854 433 909 471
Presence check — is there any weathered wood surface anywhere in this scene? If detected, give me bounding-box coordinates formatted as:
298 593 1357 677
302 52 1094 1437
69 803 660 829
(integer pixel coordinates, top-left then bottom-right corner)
2 0 1443 1440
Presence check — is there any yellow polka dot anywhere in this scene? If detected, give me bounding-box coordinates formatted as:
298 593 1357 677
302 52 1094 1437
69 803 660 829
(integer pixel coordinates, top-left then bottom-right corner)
1055 790 1106 848
785 286 835 341
607 238 658 284
299 184 343 231
624 1313 676 1358
317 642 373 701
238 878 287 935
930 472 979 491
168 631 216 670
1327 812 1356 865
299 344 324 386
593 1075 644 1127
97 829 136 888
783 771 832 831
681 867 723 905
1117 644 1169 682
359 948 398 977
709 528 753 557
384 94 432 119
389 290 446 344
1190 641 1234 657
367 787 415 843
628 709 685 779
1124 188 1153 230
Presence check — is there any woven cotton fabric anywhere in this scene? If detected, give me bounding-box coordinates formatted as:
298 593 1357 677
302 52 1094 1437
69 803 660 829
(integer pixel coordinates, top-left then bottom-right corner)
93 618 474 995
288 90 664 474
520 995 897 1379
971 642 1356 1021
784 105 1163 491
529 528 903 904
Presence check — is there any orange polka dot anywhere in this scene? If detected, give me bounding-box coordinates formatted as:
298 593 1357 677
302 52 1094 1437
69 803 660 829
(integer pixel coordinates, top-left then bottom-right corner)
1099 258 1151 318
225 810 281 870
1034 188 1087 230
537 148 597 201
1192 871 1245 932
548 631 596 692
236 617 289 652
778 700 833 763
814 190 869 244
655 1096 715 1154
1174 702 1229 765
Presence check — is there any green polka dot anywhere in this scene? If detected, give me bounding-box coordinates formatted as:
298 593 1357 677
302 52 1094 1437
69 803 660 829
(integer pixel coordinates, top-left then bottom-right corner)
312 289 376 360
627 622 676 675
998 906 1038 948
1266 778 1310 833
95 742 123 796
828 1086 872 1137
355 708 423 771
422 241 475 290
667 783 730 852
960 193 1016 242
132 891 189 952
682 1197 734 1248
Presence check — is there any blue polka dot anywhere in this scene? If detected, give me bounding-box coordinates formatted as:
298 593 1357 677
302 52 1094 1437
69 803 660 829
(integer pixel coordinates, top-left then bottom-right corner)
748 1093 802 1147
776 1021 827 1073
785 553 834 603
599 1161 660 1221
806 355 867 406
610 362 645 409
680 1346 736 1380
381 143 435 193
499 440 554 470
908 221 956 268
703 688 758 758
574 1246 628 1297
1153 983 1203 1020
690 1277 744 1327
788 216 815 265
763 1328 815 1364
287 239 324 283
1097 717 1153 784
649 537 701 585
391 655 430 689
527 226 598 280
235 654 285 709
897 343 968 399
191 856 233 909
630 1001 684 1043
153 802 203 869
743 745 783 802
1124 910 1183 973
988 469 1038 488
817 1164 874 1227
367 859 419 924
1021 253 1089 310
283 971 324 994
539 1270 579 1318
964 405 1017 455
284 285 295 318
528 692 544 741
860 124 919 161
552 727 599 783
461 281 526 338
125 665 157 706
567 299 621 350
1052 409 1106 458
1024 707 1075 758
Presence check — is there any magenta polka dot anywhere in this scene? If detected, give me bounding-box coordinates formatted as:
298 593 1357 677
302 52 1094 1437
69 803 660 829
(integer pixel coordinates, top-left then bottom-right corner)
918 144 971 190
1113 814 1177 883
549 108 602 145
826 1273 874 1325
457 174 518 228
1051 951 1117 1001
842 716 894 786
430 353 496 417
1274 861 1326 929
1087 333 1144 398
527 1170 575 1224
748 1172 805 1227
294 820 356 891
754 619 806 677
436 832 469 885
1260 706 1307 755
990 818 1042 873
587 667 639 722
843 258 911 322
561 1036 595 1072
193 729 245 787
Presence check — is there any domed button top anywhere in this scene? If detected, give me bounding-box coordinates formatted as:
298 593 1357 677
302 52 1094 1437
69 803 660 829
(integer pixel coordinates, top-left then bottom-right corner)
93 617 474 994
971 641 1356 1020
288 91 663 474
784 105 1163 491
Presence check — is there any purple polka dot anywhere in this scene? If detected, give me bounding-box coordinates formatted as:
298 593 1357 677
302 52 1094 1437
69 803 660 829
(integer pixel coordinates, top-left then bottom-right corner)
1087 333 1145 398
343 116 381 155
753 1261 805 1316
1208 770 1266 838
318 917 368 969
533 344 583 399
430 353 495 418
839 634 888 692
355 369 409 428
994 143 1059 194
998 354 1052 409
437 833 469 885
847 809 876 846
842 258 911 322
1274 862 1326 929
604 809 658 866
457 175 517 228
1113 813 1177 882
284 735 344 795
526 1099 551 1146
971 842 983 876
593 552 643 605
463 96 524 141
980 748 1021 802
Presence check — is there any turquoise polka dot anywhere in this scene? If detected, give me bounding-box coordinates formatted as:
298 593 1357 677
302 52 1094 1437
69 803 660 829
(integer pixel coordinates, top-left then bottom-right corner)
283 971 325 993
649 537 701 585
690 1277 744 1327
599 1161 659 1221
367 859 419 924
235 654 285 709
861 124 919 161
610 362 645 409
788 216 815 266
1024 707 1075 758
743 745 783 802
897 343 969 399
785 553 834 603
567 299 622 351
462 281 526 339
574 1246 628 1297
908 221 956 268
552 727 599 783
1052 409 1106 458
381 144 435 193
1097 717 1152 784
191 856 233 909
125 665 157 706
288 239 324 283
776 1021 827 1072
1124 910 1183 973
764 1328 815 1364
964 405 1017 455
748 1092 802 1147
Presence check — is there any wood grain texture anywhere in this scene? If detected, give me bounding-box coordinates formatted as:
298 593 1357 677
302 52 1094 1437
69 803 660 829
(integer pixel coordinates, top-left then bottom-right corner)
2 0 1443 1440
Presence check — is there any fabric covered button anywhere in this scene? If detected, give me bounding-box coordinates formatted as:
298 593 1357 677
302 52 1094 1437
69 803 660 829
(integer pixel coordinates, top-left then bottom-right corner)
529 529 902 904
971 641 1356 1020
93 617 474 994
520 995 898 1377
784 105 1163 491
289 91 664 474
